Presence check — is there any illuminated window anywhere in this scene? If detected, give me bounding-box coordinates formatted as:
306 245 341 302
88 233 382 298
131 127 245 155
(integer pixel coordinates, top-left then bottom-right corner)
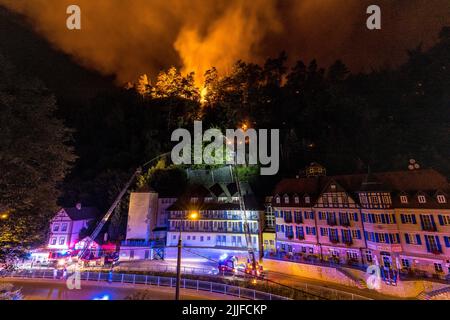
284 195 289 204
402 259 410 268
305 196 310 204
400 195 408 204
58 237 65 245
437 195 446 204
50 238 57 245
294 196 299 204
418 195 426 203
365 250 373 263
442 216 450 225
275 196 280 204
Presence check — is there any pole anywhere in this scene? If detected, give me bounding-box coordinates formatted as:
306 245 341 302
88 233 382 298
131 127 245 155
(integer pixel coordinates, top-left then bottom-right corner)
175 237 182 300
175 213 185 300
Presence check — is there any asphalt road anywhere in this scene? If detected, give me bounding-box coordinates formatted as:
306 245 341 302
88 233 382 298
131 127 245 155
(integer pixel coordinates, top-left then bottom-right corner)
0 278 241 300
116 259 395 299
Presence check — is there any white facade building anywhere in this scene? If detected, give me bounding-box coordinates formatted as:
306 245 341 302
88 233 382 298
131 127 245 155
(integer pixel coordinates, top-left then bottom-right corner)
47 203 99 251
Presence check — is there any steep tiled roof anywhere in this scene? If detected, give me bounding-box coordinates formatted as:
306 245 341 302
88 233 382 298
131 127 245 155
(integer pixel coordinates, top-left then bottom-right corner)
272 169 450 209
63 206 99 221
167 182 263 211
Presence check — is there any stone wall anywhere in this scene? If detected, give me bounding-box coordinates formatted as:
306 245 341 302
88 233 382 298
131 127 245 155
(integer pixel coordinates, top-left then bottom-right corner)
263 258 449 298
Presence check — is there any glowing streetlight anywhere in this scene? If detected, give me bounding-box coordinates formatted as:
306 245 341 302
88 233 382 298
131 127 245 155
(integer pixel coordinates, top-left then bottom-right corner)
175 210 200 300
0 213 9 219
189 210 199 220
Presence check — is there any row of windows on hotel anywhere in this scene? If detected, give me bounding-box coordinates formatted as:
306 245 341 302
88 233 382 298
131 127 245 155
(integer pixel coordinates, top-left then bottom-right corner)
170 220 258 231
170 234 257 245
276 224 450 251
277 241 447 273
52 223 68 232
274 193 447 205
49 236 66 245
275 210 450 226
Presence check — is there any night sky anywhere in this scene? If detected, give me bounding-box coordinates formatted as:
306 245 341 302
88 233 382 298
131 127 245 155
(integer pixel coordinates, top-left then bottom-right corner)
1 0 449 87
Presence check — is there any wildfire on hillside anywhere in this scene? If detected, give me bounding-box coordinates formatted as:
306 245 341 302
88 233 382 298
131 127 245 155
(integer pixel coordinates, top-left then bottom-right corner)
1 0 449 87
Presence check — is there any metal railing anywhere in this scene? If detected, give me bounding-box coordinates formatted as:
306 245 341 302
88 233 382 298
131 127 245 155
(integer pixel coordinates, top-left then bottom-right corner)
0 269 290 301
114 264 217 276
265 252 368 272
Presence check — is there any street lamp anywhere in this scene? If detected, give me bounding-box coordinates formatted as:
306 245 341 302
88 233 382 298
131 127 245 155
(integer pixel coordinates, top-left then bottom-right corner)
175 210 199 300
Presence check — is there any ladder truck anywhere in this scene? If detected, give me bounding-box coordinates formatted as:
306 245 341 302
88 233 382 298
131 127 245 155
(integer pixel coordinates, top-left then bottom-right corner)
75 153 170 265
76 168 142 263
229 163 262 281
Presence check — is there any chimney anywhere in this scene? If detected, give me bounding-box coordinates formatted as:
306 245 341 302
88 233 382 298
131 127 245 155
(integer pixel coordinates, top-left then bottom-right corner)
75 202 82 210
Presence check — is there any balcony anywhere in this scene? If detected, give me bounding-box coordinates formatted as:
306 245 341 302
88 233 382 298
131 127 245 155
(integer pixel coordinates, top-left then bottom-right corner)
340 220 351 227
422 225 438 232
169 212 259 220
168 227 259 234
343 239 353 246
121 240 165 247
430 248 443 255
329 238 339 244
285 232 294 240
327 219 337 226
294 217 303 224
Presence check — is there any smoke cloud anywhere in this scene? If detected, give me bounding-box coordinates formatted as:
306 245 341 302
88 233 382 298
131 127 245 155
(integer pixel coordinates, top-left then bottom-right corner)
1 0 449 86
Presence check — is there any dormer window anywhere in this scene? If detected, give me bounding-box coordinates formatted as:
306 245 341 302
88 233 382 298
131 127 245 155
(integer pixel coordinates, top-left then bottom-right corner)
204 197 213 203
190 197 198 203
437 195 446 204
400 195 408 204
418 195 426 204
305 196 311 204
275 196 280 204
294 196 299 204
330 184 336 190
284 195 289 204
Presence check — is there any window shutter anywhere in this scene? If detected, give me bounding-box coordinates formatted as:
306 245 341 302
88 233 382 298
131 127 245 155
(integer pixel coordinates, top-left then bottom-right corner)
419 215 425 229
364 231 368 240
431 216 437 229
438 215 444 226
357 230 361 239
381 215 386 224
400 214 405 223
312 227 316 236
362 213 366 222
353 213 358 221
416 234 422 245
444 236 450 248
392 214 396 224
424 236 431 252
375 233 380 243
412 215 417 224
386 233 390 244
405 234 410 244
436 236 442 252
